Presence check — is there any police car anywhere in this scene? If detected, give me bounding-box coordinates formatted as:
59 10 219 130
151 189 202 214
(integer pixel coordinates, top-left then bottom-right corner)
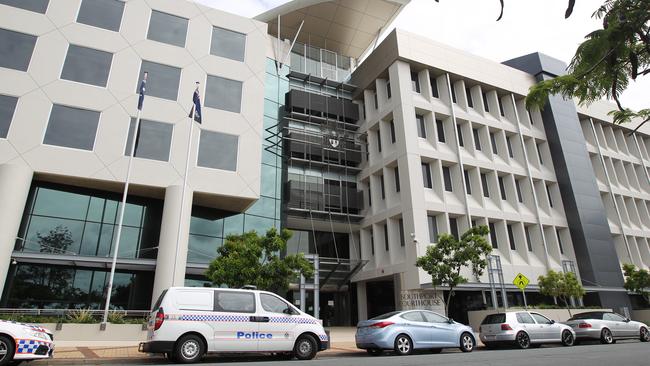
0 319 54 365
139 287 329 363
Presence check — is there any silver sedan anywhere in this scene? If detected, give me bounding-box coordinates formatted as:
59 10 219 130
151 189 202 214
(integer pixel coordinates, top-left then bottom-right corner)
479 311 576 349
563 311 650 344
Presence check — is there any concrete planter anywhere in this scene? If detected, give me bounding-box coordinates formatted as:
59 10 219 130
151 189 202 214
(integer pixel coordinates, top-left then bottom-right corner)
36 323 147 347
467 308 612 331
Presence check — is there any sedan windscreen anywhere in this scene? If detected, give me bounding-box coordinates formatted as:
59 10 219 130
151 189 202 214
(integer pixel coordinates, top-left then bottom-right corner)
370 311 401 320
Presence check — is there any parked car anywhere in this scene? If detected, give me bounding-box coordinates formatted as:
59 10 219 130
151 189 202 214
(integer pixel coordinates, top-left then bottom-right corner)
0 319 54 366
355 310 476 356
139 287 328 363
563 311 650 344
479 311 575 349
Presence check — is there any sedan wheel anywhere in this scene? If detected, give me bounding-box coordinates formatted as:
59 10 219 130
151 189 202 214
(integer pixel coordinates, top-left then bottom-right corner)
459 332 475 352
640 327 649 342
516 331 531 349
600 328 614 344
0 335 16 366
394 334 413 356
561 330 575 346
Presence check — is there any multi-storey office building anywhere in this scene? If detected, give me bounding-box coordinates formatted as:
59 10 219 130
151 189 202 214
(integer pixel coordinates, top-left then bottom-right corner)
0 0 648 326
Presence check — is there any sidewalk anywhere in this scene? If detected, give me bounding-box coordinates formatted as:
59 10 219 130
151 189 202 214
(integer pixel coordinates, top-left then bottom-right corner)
32 343 363 365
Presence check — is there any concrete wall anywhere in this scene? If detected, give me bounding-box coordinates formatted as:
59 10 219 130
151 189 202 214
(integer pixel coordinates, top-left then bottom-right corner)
467 308 612 332
631 310 650 326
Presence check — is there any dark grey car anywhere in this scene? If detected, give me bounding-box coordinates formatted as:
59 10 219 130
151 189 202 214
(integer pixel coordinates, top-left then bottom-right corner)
564 311 650 344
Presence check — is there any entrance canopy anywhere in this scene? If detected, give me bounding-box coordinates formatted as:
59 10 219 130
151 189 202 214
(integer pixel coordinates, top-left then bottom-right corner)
255 0 410 60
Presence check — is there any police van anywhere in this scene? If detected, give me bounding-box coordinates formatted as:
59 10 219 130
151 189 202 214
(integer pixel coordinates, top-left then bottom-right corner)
139 287 329 363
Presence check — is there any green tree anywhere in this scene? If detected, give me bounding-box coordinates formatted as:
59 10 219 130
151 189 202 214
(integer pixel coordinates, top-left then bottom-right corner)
622 263 650 305
537 270 586 315
525 0 650 128
205 228 314 294
415 225 492 316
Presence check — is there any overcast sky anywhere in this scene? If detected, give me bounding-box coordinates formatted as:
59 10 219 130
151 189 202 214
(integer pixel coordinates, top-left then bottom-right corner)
196 0 647 111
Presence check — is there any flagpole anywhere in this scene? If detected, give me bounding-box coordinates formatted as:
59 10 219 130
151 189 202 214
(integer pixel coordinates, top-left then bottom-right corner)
102 72 147 325
171 82 199 287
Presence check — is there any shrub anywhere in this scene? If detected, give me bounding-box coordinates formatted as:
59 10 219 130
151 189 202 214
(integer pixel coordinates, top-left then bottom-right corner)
66 308 96 324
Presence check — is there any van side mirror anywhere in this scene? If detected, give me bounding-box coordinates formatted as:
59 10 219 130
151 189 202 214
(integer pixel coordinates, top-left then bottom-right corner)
283 308 295 315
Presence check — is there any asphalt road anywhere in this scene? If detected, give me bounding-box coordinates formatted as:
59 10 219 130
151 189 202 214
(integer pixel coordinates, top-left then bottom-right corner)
124 341 649 366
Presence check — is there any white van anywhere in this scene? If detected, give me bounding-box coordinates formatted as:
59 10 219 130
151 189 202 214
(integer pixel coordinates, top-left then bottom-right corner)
139 287 329 363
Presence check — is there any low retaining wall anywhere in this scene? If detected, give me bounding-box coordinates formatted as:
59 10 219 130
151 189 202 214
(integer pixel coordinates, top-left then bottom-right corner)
32 323 358 347
632 309 650 325
467 308 612 331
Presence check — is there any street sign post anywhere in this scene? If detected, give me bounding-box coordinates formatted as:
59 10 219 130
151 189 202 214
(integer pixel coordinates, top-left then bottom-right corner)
513 273 530 309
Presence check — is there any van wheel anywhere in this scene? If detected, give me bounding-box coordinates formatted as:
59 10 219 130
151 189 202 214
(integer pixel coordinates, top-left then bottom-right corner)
0 335 15 366
174 334 204 364
294 334 317 360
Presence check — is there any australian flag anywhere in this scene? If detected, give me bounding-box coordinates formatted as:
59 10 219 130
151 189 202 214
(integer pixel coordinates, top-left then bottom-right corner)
189 83 202 124
137 72 147 111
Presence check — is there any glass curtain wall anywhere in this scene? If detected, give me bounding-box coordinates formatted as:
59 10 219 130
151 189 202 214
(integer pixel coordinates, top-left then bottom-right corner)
185 58 287 270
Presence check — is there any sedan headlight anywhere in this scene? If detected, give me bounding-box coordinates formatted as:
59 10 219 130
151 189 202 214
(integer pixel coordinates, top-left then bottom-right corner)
28 330 50 340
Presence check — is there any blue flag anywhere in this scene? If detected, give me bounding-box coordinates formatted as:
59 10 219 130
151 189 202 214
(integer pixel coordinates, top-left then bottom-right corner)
189 84 202 124
137 72 147 111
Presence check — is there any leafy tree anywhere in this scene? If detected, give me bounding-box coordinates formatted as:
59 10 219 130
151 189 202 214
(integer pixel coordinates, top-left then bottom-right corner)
537 270 586 316
622 263 650 305
416 225 492 316
206 228 314 294
436 0 649 128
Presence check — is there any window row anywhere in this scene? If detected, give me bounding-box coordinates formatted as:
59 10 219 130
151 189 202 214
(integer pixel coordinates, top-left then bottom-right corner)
590 152 650 195
363 217 406 256
426 213 570 258
5 103 238 171
582 118 650 163
0 0 247 61
601 192 650 234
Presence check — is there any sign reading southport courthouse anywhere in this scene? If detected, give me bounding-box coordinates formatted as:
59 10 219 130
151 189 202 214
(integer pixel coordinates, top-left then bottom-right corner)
400 290 445 313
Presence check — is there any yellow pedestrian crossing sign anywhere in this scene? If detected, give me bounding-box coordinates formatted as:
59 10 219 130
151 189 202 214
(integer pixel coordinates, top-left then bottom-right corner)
513 273 529 290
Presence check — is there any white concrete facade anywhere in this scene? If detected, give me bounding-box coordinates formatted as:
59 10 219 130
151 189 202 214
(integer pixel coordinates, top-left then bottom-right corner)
0 0 267 301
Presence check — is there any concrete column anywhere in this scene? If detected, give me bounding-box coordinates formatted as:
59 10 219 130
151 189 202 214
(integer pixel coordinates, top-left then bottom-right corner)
0 164 33 299
151 184 193 304
356 281 368 321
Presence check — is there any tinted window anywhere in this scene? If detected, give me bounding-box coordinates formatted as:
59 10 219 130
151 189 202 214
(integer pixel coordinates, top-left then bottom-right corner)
516 312 535 324
0 94 18 138
211 26 245 61
401 311 424 322
473 128 481 150
125 118 173 161
214 291 255 313
0 28 37 71
43 104 100 150
569 312 603 321
205 75 242 113
481 313 505 324
430 77 439 98
443 166 452 192
422 311 448 323
416 114 426 138
464 170 471 195
489 222 498 248
603 313 626 322
507 224 516 250
137 61 181 101
61 45 112 87
530 313 553 324
457 125 464 146
147 10 188 47
152 289 167 310
197 130 238 171
371 311 400 320
481 173 489 197
77 0 124 31
0 0 48 13
422 162 432 188
427 215 438 243
436 119 445 143
260 293 291 314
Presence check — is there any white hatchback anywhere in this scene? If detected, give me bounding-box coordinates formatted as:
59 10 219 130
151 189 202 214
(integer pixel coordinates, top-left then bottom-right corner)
0 319 54 365
139 287 329 363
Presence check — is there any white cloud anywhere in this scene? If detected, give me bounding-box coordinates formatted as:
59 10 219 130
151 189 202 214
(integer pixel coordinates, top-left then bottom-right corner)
197 0 648 111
